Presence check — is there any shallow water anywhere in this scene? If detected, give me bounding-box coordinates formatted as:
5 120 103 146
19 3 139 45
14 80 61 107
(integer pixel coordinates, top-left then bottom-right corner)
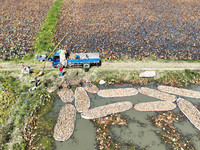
52 85 200 150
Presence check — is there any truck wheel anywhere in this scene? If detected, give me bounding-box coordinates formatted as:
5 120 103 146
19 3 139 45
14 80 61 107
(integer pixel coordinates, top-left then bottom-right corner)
57 63 63 68
97 60 101 66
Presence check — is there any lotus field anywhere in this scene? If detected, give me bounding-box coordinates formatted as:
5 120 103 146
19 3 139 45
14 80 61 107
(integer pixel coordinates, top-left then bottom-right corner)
56 0 200 60
1 0 53 60
1 0 200 60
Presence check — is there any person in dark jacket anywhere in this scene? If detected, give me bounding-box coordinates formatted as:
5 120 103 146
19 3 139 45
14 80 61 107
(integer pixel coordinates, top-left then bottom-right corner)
35 77 38 87
65 50 70 59
58 80 64 91
79 80 83 86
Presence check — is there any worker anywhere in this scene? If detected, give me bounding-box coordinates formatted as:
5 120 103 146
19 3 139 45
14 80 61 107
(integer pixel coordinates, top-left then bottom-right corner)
35 77 38 87
58 80 64 91
65 50 69 59
79 80 83 86
67 83 72 89
59 66 63 76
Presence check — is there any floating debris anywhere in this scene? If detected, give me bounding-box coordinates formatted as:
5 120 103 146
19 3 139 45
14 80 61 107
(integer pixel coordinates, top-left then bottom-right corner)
57 87 74 103
99 80 106 85
139 87 177 102
134 101 176 112
139 71 156 78
75 87 90 112
158 85 200 99
81 101 132 119
97 88 138 98
147 112 194 150
83 83 99 93
53 104 76 141
94 114 126 150
177 98 200 131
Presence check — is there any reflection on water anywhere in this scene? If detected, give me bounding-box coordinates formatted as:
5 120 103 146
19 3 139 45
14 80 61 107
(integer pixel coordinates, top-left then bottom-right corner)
51 85 200 150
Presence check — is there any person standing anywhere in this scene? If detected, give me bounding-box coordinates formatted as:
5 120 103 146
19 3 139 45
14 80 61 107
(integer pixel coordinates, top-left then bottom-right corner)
59 67 63 76
35 77 38 87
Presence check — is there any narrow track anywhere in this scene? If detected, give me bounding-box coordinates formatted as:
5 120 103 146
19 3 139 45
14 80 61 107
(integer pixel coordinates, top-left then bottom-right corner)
0 61 199 71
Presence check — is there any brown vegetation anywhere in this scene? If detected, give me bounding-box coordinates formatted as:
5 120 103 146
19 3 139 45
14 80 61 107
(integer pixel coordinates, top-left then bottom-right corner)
94 114 127 150
1 0 53 60
56 0 200 60
147 111 195 150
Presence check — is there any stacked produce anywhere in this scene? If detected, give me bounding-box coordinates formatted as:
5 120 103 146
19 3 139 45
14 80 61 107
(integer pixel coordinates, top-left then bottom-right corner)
158 85 200 98
47 86 57 93
53 104 76 141
83 83 99 93
97 88 138 98
75 87 90 112
134 101 176 111
57 87 74 103
81 101 132 119
139 87 177 102
177 98 200 131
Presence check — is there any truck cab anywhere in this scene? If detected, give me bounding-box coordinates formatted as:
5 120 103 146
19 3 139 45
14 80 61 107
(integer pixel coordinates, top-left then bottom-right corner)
52 51 61 67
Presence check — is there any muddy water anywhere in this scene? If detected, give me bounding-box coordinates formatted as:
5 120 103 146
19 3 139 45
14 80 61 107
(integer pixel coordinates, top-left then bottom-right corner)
51 85 200 150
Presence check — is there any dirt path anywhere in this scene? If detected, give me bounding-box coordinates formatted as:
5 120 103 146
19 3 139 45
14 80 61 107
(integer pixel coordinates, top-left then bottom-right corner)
0 61 199 72
99 61 200 71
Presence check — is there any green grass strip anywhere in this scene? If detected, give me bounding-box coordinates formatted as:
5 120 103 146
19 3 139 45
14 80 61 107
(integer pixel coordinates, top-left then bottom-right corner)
34 0 63 53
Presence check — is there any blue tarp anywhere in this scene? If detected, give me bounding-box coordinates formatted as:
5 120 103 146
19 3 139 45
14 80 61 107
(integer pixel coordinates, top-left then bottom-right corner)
67 58 100 64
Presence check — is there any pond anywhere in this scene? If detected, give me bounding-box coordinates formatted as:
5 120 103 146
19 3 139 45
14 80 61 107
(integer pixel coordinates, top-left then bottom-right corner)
49 84 200 150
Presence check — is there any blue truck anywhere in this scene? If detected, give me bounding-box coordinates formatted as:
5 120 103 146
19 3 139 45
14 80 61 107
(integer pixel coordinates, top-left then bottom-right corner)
52 50 101 71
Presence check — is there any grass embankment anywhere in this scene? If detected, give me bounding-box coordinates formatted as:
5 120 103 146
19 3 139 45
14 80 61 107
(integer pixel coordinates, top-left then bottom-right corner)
159 69 200 87
0 76 55 149
0 0 63 149
90 69 200 88
0 67 200 149
34 0 63 54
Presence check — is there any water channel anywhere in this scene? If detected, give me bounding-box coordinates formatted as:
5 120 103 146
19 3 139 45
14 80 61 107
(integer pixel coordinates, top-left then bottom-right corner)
48 84 200 150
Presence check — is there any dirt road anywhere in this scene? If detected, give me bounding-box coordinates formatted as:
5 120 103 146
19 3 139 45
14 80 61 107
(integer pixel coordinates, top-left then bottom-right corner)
0 60 199 72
